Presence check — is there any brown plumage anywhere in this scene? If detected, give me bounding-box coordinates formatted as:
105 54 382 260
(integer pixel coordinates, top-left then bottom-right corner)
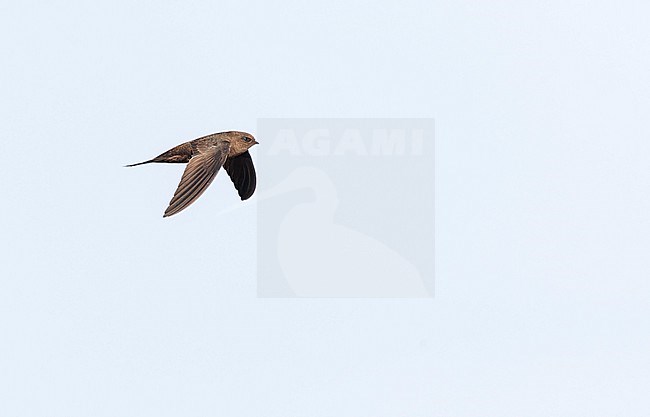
126 131 258 217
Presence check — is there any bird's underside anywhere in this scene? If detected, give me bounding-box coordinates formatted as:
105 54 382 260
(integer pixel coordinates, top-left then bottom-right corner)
126 132 257 217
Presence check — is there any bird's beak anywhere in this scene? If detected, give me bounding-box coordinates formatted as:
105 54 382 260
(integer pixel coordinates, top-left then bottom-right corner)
254 140 259 145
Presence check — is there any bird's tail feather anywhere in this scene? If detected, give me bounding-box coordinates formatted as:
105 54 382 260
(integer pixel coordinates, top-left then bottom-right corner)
124 160 154 167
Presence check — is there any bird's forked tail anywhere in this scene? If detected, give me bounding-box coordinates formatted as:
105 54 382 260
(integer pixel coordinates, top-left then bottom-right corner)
124 160 154 168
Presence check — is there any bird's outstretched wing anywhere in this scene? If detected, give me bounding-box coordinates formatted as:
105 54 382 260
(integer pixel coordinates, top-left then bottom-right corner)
223 151 257 200
163 141 230 217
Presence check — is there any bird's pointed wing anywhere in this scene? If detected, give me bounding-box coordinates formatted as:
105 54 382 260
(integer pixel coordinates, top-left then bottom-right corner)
223 151 257 201
163 141 230 217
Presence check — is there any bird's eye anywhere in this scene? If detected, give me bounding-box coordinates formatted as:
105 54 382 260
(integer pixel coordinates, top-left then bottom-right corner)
243 137 252 142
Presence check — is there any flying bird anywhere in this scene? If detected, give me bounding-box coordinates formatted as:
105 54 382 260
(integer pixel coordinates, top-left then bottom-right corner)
126 131 258 217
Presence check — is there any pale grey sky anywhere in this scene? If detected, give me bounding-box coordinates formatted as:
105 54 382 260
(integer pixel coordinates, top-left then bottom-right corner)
2 1 650 416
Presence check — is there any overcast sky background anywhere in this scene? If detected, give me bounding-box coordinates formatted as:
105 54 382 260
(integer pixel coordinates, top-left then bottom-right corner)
2 1 650 416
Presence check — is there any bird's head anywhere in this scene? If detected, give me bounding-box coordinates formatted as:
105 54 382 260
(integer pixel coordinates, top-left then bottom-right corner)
227 131 259 155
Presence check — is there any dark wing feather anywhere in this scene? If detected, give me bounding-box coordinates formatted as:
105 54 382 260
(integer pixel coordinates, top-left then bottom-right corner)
223 151 257 200
163 141 230 217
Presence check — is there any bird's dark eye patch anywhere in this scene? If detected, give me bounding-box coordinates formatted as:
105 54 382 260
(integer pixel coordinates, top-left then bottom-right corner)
243 136 252 143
